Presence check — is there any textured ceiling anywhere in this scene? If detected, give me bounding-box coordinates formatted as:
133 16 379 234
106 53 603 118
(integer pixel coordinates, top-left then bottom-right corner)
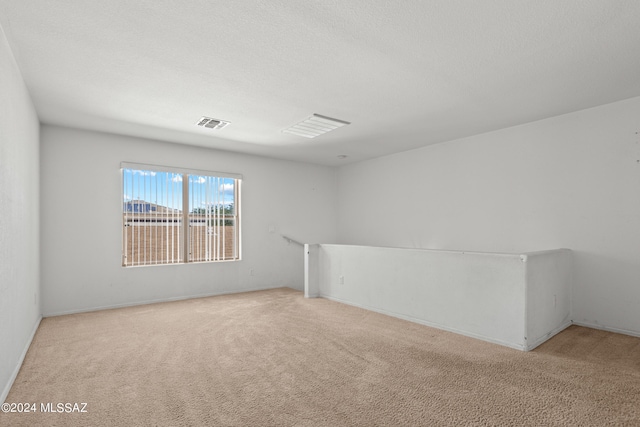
1 1 640 166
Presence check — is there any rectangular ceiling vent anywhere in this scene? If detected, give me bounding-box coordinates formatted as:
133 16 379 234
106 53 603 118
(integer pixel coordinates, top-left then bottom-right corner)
197 117 230 130
283 114 350 138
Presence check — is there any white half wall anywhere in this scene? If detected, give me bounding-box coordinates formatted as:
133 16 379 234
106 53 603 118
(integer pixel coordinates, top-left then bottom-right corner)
314 244 571 350
304 244 320 298
337 96 640 337
40 125 337 316
525 249 573 349
0 26 41 402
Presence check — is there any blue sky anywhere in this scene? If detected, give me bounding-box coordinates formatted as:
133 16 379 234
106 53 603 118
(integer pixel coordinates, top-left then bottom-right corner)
123 169 235 211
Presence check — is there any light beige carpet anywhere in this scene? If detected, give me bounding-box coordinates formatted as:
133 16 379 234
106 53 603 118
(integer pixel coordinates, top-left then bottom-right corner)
2 288 639 426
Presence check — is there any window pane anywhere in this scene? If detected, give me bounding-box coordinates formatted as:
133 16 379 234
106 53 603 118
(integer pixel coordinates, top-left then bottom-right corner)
122 168 183 266
188 175 237 262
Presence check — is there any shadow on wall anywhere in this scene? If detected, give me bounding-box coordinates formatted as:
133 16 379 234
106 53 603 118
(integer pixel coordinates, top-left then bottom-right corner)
571 250 640 331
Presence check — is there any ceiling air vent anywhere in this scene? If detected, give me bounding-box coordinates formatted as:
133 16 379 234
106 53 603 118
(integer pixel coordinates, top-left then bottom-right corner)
197 117 230 130
283 114 350 138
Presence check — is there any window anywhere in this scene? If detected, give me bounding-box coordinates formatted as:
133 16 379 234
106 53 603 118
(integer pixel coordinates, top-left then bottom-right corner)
121 162 241 267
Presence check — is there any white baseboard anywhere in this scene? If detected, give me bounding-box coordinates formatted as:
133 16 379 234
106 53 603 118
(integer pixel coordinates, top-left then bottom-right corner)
43 285 287 317
319 294 526 351
1 315 42 404
572 321 640 339
524 321 572 351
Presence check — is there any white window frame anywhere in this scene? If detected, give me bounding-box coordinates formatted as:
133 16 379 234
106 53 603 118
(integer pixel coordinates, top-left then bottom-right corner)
121 162 242 267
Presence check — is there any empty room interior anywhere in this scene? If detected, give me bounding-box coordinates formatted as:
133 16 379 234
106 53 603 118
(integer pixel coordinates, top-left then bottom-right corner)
1 1 640 425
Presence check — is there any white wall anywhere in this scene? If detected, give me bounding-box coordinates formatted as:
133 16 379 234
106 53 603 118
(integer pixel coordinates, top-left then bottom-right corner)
525 249 572 349
337 96 640 337
40 125 337 315
0 27 41 402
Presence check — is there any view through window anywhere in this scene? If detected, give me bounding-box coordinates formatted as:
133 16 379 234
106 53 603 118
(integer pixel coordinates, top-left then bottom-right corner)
122 163 241 266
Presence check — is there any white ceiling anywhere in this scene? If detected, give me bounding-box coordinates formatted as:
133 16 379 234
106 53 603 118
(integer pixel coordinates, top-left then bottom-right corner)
1 1 640 166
